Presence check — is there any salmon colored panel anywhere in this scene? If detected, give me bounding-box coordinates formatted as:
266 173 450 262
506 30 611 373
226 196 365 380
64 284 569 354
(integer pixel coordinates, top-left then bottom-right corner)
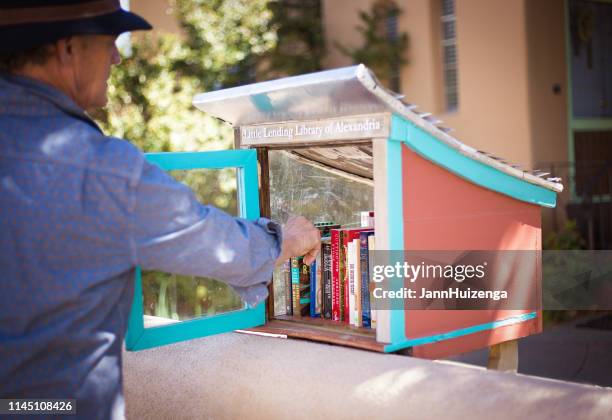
400 144 543 351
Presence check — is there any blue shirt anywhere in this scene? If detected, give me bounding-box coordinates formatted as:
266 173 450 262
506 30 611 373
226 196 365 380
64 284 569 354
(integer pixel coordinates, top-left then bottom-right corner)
0 74 281 418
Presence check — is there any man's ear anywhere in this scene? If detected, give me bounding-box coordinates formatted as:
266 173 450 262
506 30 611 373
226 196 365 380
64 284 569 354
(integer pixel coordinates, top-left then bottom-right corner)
55 37 76 66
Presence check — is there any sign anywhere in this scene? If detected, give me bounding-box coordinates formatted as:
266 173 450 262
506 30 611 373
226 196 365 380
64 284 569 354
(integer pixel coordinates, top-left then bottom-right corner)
239 113 390 146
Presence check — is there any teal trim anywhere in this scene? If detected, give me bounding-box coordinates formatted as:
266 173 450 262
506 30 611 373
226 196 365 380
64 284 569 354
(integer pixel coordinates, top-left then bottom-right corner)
145 149 256 171
126 150 264 351
386 138 408 344
383 311 538 353
390 114 557 208
129 304 265 351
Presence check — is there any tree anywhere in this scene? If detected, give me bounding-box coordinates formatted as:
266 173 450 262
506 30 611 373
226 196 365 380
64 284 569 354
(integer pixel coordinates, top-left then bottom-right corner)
263 0 325 78
335 0 408 91
91 0 278 319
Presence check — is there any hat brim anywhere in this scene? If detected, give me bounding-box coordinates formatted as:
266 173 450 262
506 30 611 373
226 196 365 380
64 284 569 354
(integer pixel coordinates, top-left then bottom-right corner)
0 9 152 52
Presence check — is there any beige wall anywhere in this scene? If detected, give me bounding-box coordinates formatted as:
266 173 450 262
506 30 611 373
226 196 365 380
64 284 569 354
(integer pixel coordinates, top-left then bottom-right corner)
131 0 181 34
439 0 532 167
132 0 568 171
322 0 441 113
324 0 547 168
526 0 568 167
525 0 569 231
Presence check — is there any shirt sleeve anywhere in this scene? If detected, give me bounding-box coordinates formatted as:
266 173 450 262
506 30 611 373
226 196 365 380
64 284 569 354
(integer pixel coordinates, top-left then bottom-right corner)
129 159 281 307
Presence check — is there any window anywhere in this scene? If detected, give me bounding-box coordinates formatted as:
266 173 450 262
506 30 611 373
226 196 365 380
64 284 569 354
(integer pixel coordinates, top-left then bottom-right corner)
384 2 401 92
441 0 459 111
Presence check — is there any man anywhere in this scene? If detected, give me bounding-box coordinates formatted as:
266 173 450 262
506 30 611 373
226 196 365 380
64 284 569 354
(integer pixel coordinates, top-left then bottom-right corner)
0 1 320 418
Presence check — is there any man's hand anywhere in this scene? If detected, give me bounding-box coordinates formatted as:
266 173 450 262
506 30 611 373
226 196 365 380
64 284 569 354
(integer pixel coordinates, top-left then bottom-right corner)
276 216 321 266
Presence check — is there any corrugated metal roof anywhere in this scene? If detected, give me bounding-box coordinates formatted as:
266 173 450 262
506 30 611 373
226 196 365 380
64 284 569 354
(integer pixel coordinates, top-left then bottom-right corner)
193 64 563 193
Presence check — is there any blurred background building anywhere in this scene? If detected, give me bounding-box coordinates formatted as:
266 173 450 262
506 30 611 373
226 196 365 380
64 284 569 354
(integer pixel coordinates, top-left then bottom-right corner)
127 0 612 249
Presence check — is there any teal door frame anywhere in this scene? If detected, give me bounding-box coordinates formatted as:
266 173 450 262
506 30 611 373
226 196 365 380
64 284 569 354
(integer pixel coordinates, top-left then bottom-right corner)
126 149 265 351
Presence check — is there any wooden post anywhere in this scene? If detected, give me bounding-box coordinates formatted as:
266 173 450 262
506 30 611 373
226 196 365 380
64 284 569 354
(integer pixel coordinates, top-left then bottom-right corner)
256 147 275 322
487 339 519 372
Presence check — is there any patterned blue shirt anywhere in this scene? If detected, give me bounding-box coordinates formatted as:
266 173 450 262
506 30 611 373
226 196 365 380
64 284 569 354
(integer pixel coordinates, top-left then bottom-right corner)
0 73 281 419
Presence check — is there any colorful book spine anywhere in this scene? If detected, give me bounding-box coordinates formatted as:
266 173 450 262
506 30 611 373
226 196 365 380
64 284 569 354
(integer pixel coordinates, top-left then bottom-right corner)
309 260 320 317
361 231 375 328
331 229 341 321
284 259 292 316
347 241 356 325
322 238 332 320
339 230 347 322
291 257 301 317
368 234 377 328
343 228 372 323
315 249 322 316
298 259 311 316
353 238 362 327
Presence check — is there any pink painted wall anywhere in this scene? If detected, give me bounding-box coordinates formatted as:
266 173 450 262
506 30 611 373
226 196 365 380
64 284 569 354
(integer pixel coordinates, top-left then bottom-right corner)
400 144 542 359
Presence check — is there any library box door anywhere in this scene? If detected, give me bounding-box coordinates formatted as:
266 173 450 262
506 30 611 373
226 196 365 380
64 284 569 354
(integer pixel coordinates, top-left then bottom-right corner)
126 150 265 351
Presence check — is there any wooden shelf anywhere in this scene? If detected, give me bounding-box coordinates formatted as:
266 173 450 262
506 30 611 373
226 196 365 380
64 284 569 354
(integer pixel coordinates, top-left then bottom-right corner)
243 315 385 353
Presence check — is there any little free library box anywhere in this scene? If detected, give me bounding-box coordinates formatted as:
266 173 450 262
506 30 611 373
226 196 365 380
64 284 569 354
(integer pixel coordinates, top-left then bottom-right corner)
126 65 563 360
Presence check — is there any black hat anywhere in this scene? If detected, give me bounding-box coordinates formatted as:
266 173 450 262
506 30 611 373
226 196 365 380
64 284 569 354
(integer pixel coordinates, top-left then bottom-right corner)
0 0 153 53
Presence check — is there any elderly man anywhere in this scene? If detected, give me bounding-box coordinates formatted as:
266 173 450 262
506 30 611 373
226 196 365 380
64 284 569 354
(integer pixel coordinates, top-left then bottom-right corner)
0 1 320 418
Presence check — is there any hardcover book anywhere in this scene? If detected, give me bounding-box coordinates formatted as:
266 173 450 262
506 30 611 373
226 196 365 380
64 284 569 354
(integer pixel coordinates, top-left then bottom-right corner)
321 238 332 320
283 259 292 316
360 231 375 328
291 257 311 317
330 229 341 321
342 227 372 323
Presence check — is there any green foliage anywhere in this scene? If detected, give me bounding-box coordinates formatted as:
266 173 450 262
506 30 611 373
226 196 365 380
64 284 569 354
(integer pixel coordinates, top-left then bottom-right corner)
172 0 277 87
335 0 408 89
543 220 586 250
91 1 279 318
93 0 277 152
264 0 325 77
142 271 243 320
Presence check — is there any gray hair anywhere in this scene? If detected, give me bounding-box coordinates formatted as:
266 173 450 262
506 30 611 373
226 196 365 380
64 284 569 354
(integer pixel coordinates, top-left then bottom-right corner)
0 44 52 73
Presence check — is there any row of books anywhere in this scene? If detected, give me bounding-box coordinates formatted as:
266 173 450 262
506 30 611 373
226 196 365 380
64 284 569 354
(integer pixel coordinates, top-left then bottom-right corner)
282 212 377 328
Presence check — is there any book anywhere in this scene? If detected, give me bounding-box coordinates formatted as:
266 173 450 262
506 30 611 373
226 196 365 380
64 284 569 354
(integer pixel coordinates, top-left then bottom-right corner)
291 257 300 316
361 231 375 328
321 238 332 320
291 257 310 317
283 259 292 316
347 241 356 325
309 259 320 317
360 211 375 228
353 238 362 327
310 222 337 318
367 234 377 329
342 228 372 323
331 229 341 321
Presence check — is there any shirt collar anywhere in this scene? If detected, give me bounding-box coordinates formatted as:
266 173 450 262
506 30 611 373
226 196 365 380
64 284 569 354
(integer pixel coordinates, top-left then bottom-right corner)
0 72 103 133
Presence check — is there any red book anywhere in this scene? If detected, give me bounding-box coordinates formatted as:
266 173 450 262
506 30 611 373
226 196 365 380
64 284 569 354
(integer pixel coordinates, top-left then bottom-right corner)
342 228 372 323
331 229 341 321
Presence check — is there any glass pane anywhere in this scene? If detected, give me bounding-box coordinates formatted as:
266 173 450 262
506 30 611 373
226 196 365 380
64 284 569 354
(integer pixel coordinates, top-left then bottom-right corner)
268 148 374 316
141 167 245 329
142 272 244 328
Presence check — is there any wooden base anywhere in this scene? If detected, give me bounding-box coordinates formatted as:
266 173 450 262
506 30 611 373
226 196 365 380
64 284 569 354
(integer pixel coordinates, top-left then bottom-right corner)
487 339 519 372
242 315 386 353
